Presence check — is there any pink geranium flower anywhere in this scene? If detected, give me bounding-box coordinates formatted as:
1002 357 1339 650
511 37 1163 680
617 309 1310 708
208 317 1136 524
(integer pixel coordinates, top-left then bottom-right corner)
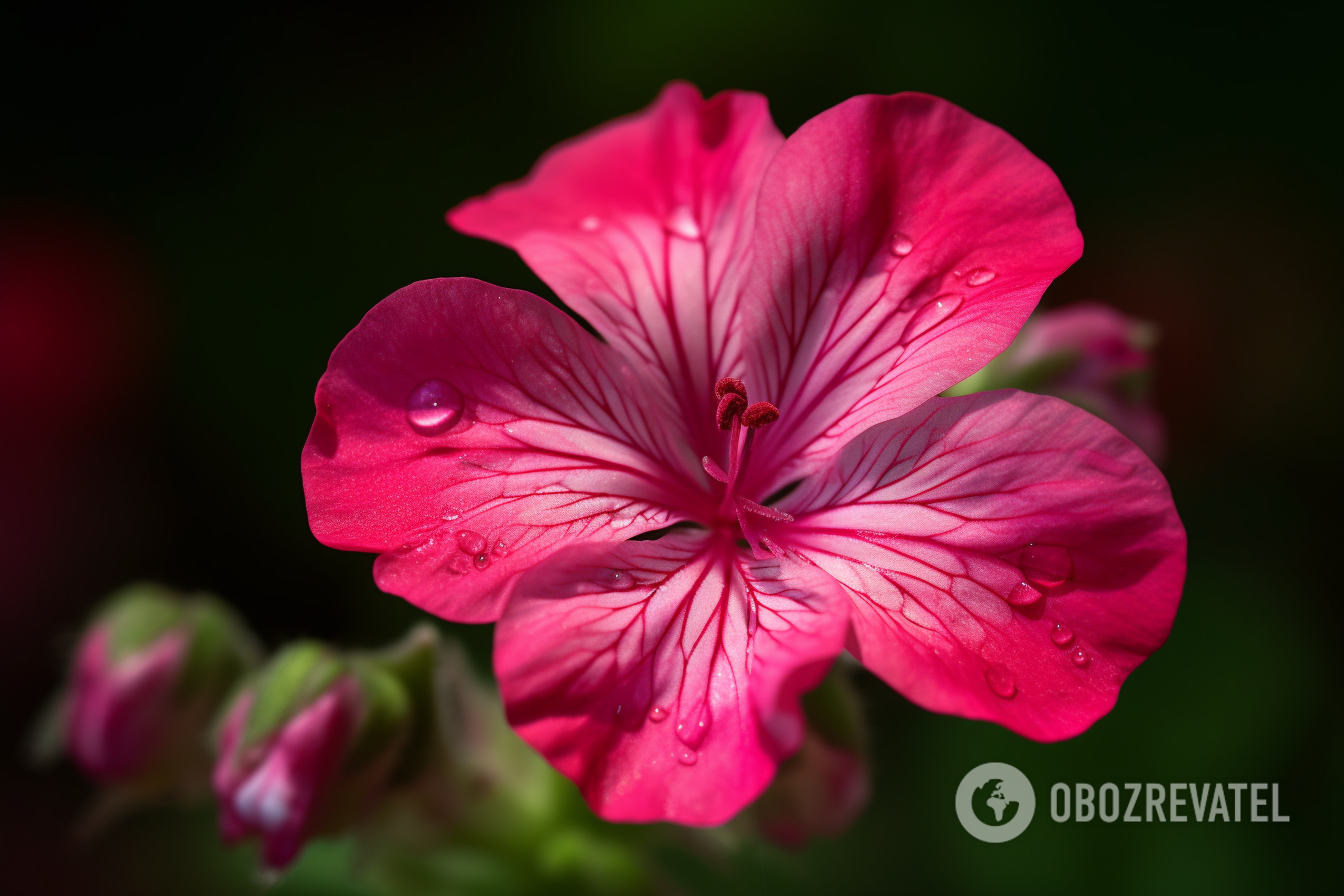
302 84 1185 824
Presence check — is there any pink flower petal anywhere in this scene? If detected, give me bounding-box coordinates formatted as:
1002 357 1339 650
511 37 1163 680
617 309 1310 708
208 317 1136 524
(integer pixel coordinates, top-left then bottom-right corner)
302 278 708 622
494 531 849 825
742 93 1083 493
448 82 784 461
251 684 356 868
775 391 1185 741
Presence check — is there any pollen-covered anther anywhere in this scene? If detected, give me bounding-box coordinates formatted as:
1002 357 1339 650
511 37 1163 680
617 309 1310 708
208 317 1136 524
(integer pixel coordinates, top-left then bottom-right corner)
741 402 780 428
714 376 748 401
716 393 747 430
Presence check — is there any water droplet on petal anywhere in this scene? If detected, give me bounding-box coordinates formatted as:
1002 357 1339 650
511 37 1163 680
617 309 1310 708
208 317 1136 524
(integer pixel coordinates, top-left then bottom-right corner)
604 569 635 591
406 379 463 435
1070 646 1090 667
676 706 711 749
1006 581 1044 606
456 530 486 555
442 509 461 521
1050 623 1074 646
985 666 1016 699
446 554 472 575
492 539 509 558
901 294 964 344
965 268 996 286
889 232 915 256
473 552 491 570
664 206 701 239
579 215 602 232
677 748 698 766
1021 543 1073 588
648 706 668 723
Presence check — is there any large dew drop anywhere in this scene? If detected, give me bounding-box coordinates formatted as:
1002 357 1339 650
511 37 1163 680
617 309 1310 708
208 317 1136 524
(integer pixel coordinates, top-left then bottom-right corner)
677 748 698 766
648 706 668 723
604 569 636 592
676 708 710 749
1050 623 1074 646
965 268 996 286
1020 543 1073 588
901 294 963 344
984 666 1016 699
406 379 463 435
889 232 915 257
1070 646 1090 667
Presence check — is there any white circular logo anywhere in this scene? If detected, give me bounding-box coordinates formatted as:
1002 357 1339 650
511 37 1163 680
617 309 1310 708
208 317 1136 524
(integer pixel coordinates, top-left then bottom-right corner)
955 762 1036 842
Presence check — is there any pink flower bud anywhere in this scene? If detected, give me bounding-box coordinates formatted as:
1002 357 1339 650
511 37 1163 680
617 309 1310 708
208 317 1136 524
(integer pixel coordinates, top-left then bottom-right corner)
67 626 188 781
951 301 1166 460
213 679 358 869
754 728 870 849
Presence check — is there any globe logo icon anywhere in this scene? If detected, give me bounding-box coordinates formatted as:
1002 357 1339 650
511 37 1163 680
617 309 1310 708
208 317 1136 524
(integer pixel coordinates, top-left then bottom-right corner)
972 778 1020 826
956 763 1036 842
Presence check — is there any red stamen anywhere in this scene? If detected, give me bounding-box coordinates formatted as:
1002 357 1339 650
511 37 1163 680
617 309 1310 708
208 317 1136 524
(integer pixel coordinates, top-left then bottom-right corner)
716 392 747 430
741 402 779 428
707 381 788 539
714 376 748 401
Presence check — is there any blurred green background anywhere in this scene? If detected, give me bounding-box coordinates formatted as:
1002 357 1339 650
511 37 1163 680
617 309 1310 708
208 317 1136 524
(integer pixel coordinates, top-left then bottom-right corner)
1 2 1337 893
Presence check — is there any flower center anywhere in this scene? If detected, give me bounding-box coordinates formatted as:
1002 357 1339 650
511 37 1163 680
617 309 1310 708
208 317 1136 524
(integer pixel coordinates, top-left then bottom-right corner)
701 377 793 556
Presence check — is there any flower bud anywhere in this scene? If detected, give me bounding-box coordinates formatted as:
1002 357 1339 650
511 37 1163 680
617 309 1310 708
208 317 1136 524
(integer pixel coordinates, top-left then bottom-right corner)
62 583 254 788
213 641 412 869
754 661 870 848
945 301 1165 460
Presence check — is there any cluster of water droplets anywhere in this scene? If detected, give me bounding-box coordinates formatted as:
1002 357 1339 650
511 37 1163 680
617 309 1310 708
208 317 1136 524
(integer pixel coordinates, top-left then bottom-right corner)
885 231 998 346
605 698 706 767
610 689 710 767
1049 622 1090 667
440 528 509 575
982 542 1093 699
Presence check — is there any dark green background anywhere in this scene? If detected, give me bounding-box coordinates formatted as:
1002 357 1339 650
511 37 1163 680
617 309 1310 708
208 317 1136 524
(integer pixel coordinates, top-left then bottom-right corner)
2 3 1337 893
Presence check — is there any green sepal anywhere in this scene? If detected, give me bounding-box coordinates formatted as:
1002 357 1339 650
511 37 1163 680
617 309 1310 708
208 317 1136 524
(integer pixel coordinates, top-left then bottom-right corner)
98 583 184 661
243 641 345 747
359 624 440 784
175 594 258 702
345 660 412 773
